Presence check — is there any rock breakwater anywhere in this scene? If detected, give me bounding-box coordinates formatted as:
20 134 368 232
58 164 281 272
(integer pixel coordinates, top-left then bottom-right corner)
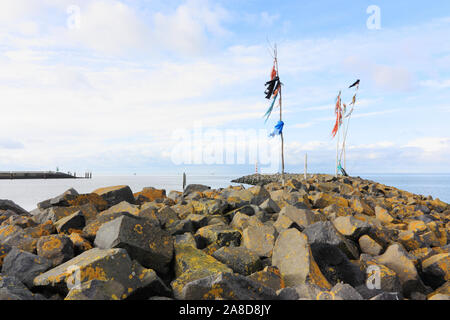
0 175 449 300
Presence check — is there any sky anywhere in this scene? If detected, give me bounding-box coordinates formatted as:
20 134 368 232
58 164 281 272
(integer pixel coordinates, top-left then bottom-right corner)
0 0 449 175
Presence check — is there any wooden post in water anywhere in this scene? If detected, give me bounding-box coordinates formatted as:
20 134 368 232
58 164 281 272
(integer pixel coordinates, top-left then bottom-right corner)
182 172 186 191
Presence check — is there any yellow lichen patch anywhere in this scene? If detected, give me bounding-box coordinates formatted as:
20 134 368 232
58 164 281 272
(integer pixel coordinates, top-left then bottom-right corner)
28 220 54 238
80 266 108 282
41 237 62 252
69 233 92 252
134 187 166 203
398 231 421 251
0 225 19 238
203 284 224 300
134 224 143 234
408 220 427 233
308 249 332 290
68 194 108 212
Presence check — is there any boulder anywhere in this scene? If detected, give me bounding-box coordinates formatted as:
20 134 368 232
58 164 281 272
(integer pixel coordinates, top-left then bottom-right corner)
94 215 173 275
195 224 241 247
185 214 208 230
330 282 363 300
277 205 317 231
33 204 98 224
67 193 109 212
428 293 450 300
427 281 450 300
351 198 375 216
231 212 263 231
2 247 52 288
303 221 360 260
1 215 36 228
37 188 79 209
311 193 348 209
272 228 331 289
180 272 277 300
168 191 183 202
360 255 402 293
37 235 74 267
65 268 171 300
247 266 285 291
375 206 394 224
370 292 401 300
421 253 450 288
54 211 86 234
212 246 263 276
260 198 280 214
134 187 166 205
174 233 197 248
166 219 195 236
171 244 232 298
242 225 276 258
183 184 211 196
68 233 93 255
100 201 140 217
0 200 29 216
247 185 271 206
0 275 44 300
156 206 180 228
25 220 56 238
359 235 383 256
34 247 168 299
82 211 135 240
303 221 365 287
0 224 37 253
92 185 135 206
277 283 334 300
332 216 371 240
374 243 427 296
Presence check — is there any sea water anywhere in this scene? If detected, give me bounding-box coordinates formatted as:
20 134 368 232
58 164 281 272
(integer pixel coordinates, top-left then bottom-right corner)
0 174 449 211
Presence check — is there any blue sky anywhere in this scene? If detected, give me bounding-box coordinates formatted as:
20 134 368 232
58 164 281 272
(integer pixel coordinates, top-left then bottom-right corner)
0 0 449 175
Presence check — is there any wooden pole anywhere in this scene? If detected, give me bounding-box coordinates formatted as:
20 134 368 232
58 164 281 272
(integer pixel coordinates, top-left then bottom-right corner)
274 45 285 184
336 124 339 177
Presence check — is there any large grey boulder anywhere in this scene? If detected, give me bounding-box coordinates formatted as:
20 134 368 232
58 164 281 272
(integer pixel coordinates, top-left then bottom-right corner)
92 185 135 206
303 221 365 287
212 246 263 276
0 200 29 216
34 248 169 299
2 247 52 288
37 188 79 209
94 215 173 275
0 275 45 300
181 272 277 300
272 228 330 289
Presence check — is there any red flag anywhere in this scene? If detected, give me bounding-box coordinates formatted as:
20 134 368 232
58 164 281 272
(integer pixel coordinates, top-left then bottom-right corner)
270 65 277 80
331 92 342 138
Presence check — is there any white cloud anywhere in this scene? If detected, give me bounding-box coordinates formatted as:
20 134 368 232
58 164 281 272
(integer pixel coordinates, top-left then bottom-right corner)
404 137 450 154
152 0 230 55
65 1 150 54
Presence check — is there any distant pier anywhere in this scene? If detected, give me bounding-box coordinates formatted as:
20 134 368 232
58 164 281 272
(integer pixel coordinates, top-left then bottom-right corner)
0 171 92 180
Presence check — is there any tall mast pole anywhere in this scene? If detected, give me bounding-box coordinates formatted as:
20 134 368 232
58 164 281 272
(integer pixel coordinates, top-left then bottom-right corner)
274 45 285 181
